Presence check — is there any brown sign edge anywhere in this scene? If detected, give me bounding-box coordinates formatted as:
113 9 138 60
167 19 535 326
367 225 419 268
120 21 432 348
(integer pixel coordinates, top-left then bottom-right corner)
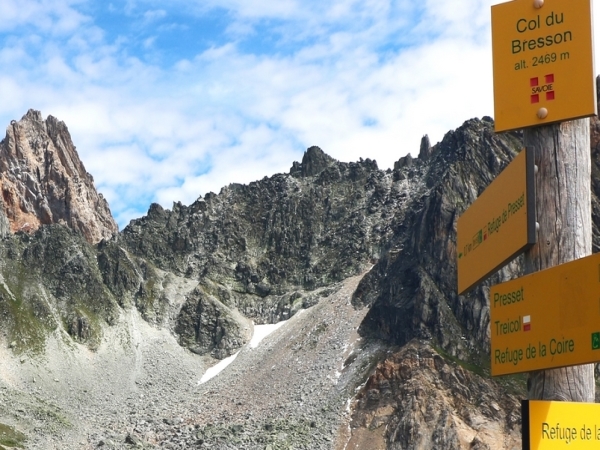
521 400 530 450
458 147 537 295
493 335 600 376
495 112 599 134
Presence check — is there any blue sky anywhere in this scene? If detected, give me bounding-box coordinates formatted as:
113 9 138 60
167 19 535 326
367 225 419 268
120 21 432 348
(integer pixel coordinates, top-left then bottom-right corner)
0 0 585 229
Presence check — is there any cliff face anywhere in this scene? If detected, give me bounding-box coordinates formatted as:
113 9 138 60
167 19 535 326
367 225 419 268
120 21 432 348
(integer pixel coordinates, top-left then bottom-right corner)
119 146 407 356
352 117 524 358
121 146 389 290
346 340 522 449
0 110 117 244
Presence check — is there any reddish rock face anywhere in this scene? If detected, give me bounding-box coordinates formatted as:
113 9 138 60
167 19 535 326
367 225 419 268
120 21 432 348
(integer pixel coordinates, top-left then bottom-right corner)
346 340 522 449
0 109 117 244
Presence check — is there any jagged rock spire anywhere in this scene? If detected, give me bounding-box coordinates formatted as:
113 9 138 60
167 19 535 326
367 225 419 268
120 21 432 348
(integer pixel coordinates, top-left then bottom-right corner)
419 134 432 161
0 109 118 243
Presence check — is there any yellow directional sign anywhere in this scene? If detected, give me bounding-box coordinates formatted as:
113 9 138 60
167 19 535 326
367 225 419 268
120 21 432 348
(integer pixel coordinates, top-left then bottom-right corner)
522 400 600 449
491 0 596 132
457 148 535 294
490 252 600 376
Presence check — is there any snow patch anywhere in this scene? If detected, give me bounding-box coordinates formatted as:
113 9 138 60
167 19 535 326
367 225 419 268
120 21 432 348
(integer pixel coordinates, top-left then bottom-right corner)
199 351 240 384
249 320 287 348
199 311 303 383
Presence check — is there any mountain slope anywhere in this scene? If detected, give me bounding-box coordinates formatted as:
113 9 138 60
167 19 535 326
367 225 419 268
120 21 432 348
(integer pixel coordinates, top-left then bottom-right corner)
1 110 597 449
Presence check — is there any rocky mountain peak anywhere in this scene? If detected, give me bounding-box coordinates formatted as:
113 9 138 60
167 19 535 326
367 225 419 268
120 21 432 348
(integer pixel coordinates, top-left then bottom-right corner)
0 109 118 244
290 145 337 177
418 134 432 161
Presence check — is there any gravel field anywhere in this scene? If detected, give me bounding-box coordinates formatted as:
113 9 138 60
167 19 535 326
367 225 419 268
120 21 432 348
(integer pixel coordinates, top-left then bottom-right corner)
0 272 384 449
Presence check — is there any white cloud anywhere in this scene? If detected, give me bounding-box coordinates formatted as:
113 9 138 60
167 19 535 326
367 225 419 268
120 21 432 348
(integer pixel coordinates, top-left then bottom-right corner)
0 0 89 34
143 9 166 23
197 0 302 20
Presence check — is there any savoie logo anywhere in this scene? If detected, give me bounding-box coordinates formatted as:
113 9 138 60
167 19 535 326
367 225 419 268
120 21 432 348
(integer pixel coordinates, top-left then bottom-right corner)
592 332 600 350
530 74 555 103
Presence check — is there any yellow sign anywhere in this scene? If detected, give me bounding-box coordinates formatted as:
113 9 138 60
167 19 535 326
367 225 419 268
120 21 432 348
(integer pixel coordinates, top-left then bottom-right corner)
523 400 600 449
490 253 600 376
457 148 535 294
491 0 596 132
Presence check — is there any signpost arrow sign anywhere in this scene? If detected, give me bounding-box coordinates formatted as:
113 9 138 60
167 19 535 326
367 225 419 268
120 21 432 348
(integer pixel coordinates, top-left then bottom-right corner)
522 400 600 449
490 252 600 376
457 147 536 294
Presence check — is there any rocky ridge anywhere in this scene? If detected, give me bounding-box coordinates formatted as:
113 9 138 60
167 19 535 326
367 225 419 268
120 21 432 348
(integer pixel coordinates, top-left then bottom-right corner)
119 145 402 357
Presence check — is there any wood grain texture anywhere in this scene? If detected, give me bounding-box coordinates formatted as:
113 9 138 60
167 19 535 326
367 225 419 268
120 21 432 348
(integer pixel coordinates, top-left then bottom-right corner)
523 118 595 402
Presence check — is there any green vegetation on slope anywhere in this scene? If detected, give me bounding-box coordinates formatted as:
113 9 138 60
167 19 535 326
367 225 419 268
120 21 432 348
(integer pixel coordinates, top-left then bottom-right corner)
0 423 26 448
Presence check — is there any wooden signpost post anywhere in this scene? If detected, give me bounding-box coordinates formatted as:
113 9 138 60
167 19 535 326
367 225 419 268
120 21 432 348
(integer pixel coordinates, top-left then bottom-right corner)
457 0 598 447
490 0 597 411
